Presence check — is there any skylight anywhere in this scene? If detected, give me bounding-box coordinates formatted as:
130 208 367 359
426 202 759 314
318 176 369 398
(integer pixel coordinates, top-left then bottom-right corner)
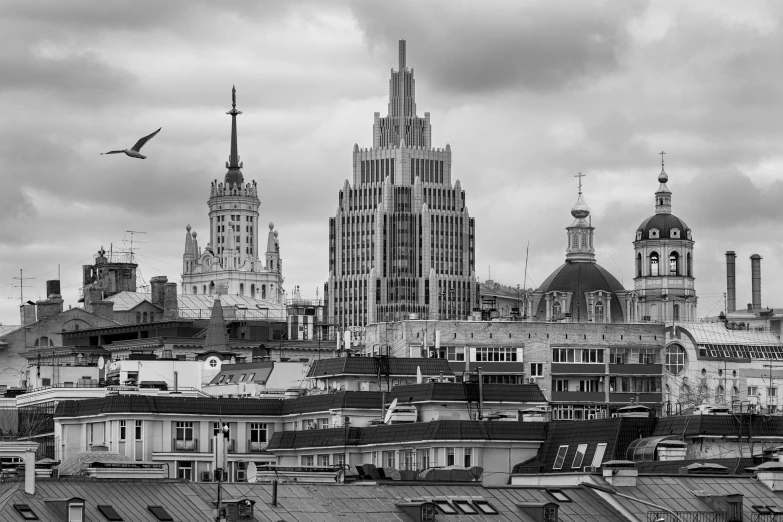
98 505 123 521
473 500 499 515
13 505 38 520
571 444 588 469
148 506 174 521
433 500 458 514
591 443 607 468
453 500 478 514
553 445 568 470
547 489 572 503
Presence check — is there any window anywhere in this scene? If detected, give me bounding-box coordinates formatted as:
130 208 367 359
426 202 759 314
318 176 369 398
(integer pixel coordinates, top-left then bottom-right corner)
553 301 562 319
554 379 568 392
594 301 605 323
769 387 778 397
610 348 626 364
317 454 329 467
464 448 472 467
371 451 378 466
301 455 314 466
673 304 680 321
669 252 679 275
591 443 607 467
453 500 478 514
650 252 659 276
530 363 544 377
333 454 345 466
552 348 604 363
433 500 459 515
446 346 465 361
553 445 568 470
421 505 435 521
579 380 600 392
68 504 84 522
748 386 758 397
665 345 686 375
473 500 499 515
446 448 455 466
175 421 193 440
176 461 193 480
383 450 396 468
547 489 572 502
135 421 142 440
474 346 518 362
247 373 255 382
13 505 38 520
98 505 123 521
238 374 246 382
119 420 126 440
148 506 174 522
571 444 588 468
636 253 642 277
250 422 267 443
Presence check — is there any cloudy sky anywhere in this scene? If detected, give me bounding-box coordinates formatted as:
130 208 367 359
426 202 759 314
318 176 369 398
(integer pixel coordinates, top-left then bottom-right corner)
1 0 782 324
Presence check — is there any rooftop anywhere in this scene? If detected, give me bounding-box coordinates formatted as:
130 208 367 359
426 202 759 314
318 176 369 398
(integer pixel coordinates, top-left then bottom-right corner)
307 357 454 378
388 383 547 404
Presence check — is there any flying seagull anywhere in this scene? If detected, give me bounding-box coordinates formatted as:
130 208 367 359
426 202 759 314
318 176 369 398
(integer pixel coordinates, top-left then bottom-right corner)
101 127 161 159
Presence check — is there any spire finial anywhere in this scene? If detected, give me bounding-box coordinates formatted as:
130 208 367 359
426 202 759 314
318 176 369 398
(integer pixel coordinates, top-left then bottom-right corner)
399 39 406 69
232 85 236 110
574 171 586 194
225 85 243 173
657 151 668 184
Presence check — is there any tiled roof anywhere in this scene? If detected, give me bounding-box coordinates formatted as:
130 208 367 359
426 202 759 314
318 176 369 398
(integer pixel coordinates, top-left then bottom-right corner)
208 362 274 385
389 383 547 403
268 420 548 450
307 357 454 378
281 391 384 415
652 414 783 438
57 450 133 476
55 395 285 418
536 418 656 472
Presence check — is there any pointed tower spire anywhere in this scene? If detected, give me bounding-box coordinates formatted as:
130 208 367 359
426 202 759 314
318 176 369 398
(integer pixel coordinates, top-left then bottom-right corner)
655 150 672 214
203 297 231 351
225 85 244 186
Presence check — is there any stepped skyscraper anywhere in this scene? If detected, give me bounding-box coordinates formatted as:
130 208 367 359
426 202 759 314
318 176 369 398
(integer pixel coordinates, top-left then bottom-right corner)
326 40 478 329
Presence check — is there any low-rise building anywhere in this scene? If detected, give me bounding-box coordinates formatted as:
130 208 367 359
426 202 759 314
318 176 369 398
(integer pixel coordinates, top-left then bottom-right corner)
306 357 455 392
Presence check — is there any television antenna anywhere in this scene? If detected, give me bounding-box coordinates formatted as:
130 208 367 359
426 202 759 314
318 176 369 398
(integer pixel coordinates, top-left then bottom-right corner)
123 230 149 291
12 269 35 305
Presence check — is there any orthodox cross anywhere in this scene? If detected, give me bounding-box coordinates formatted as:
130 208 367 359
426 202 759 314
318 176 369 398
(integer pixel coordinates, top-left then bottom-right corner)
659 150 666 168
574 172 586 194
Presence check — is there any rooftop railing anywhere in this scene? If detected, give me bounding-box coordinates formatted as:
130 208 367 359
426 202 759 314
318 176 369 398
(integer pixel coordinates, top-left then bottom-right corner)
647 511 724 522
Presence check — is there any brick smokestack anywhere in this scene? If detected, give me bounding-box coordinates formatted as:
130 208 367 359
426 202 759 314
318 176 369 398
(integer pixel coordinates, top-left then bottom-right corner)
163 282 178 320
726 251 736 313
150 276 168 309
751 254 762 310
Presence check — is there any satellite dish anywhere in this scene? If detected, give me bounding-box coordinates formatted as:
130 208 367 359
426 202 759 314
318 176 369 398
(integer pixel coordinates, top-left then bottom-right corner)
97 356 105 370
389 398 398 411
383 406 393 424
246 462 257 483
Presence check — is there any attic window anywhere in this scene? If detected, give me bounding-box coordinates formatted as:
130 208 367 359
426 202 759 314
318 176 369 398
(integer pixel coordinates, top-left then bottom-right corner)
571 444 588 468
473 500 499 515
753 506 772 514
12 505 38 520
453 500 478 514
671 228 680 238
547 489 572 502
98 505 124 521
433 500 459 514
148 506 174 521
421 504 435 521
553 445 568 470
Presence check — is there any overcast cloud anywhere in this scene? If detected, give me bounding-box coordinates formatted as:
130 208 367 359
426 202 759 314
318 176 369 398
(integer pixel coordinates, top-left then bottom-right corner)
1 0 782 324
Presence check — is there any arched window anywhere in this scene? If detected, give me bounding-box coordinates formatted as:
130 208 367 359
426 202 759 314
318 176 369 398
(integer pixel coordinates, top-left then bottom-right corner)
717 385 725 404
262 285 266 299
192 286 197 294
251 284 255 298
650 252 659 276
687 253 692 277
636 253 642 277
571 234 578 248
580 234 587 248
672 304 680 321
150 312 155 322
143 312 148 323
669 251 679 275
595 301 605 323
665 344 686 375
239 283 244 296
209 282 215 295
136 312 141 324
553 301 561 320
34 336 54 347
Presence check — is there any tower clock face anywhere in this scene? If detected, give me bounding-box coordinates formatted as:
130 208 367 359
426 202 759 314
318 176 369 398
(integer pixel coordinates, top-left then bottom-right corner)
204 256 213 271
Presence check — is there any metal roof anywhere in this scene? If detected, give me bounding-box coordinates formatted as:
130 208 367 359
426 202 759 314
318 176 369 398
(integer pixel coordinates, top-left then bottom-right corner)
626 435 683 462
105 291 286 315
307 357 454 378
674 322 783 346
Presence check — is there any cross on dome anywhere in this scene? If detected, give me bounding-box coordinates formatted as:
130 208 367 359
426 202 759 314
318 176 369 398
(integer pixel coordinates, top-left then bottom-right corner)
574 171 586 194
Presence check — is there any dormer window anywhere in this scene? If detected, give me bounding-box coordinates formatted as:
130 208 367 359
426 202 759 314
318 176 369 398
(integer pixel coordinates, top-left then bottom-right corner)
636 230 642 241
68 503 84 522
649 228 660 239
671 228 680 238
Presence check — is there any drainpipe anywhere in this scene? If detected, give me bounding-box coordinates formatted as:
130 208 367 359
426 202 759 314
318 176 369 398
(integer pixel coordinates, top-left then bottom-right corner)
477 367 483 420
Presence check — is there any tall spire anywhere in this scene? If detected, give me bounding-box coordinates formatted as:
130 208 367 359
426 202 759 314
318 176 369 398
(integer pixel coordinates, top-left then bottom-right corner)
566 172 595 263
225 85 244 186
655 151 672 214
399 39 406 69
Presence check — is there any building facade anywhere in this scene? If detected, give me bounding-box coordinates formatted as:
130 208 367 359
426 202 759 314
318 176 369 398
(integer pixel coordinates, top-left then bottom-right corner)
181 87 285 304
326 40 478 330
633 158 697 321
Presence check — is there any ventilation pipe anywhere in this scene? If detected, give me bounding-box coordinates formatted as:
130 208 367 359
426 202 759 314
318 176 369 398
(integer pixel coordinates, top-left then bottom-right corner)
750 254 762 310
725 251 736 313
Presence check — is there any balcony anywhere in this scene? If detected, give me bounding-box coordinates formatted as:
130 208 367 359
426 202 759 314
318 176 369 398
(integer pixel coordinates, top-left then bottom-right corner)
551 391 605 402
172 438 198 452
551 363 605 375
609 392 662 404
248 440 268 453
609 364 662 375
647 512 723 522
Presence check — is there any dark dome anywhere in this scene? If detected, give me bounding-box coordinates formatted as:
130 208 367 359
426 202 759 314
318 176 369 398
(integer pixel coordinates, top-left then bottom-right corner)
535 261 626 322
636 214 691 241
225 168 244 187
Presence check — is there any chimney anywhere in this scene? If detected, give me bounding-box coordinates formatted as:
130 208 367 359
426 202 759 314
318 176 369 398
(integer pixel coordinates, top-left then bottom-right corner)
83 286 103 313
36 297 64 321
20 304 37 326
602 460 638 487
91 301 114 321
163 282 178 320
725 252 736 313
750 254 762 310
150 276 168 309
46 280 61 299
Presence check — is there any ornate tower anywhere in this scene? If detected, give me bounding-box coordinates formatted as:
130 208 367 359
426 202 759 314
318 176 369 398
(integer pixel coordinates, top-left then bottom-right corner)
633 153 697 322
326 40 478 329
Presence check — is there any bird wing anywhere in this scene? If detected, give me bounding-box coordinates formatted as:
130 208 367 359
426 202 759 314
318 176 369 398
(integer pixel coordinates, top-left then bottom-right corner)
131 127 161 151
101 150 125 155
